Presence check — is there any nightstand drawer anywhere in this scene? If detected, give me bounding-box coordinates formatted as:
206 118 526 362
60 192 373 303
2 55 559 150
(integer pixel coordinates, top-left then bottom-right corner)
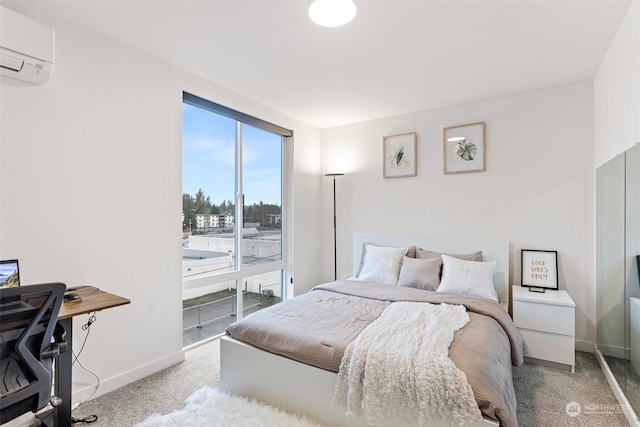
513 300 574 336
520 329 575 366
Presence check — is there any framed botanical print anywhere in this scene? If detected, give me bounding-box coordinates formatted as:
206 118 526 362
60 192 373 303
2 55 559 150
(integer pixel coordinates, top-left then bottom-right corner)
443 122 486 174
383 132 417 178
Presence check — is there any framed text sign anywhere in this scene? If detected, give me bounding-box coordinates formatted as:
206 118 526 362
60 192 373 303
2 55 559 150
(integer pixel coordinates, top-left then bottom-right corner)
521 249 558 292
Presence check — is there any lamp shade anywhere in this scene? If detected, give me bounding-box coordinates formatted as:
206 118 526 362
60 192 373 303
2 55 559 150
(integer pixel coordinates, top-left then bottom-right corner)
309 0 357 28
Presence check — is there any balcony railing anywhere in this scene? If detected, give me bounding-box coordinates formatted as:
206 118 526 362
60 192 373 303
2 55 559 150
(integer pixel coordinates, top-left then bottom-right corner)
182 282 280 348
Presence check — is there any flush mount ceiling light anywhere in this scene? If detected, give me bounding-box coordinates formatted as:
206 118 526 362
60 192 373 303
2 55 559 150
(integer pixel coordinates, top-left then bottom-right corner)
308 0 357 27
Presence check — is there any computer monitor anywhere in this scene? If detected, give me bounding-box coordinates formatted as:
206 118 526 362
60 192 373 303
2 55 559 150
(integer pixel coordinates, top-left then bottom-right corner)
0 259 20 288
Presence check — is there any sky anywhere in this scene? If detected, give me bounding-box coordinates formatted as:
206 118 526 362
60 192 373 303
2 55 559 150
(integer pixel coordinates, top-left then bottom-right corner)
182 103 282 207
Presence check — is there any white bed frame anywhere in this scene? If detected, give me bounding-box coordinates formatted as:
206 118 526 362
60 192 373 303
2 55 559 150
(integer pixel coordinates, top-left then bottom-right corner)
221 233 509 426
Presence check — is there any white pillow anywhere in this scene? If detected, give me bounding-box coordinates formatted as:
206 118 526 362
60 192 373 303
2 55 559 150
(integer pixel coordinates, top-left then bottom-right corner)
436 254 498 302
357 243 408 285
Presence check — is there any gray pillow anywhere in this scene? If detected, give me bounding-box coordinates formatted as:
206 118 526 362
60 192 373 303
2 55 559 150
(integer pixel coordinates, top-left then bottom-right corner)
416 248 482 261
397 256 442 291
406 245 417 258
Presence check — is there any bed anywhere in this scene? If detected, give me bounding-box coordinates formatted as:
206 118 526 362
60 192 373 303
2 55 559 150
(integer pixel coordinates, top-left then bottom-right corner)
220 233 525 426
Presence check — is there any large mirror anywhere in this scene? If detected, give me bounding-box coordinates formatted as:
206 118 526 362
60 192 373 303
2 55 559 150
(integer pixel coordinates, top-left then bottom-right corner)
596 143 640 415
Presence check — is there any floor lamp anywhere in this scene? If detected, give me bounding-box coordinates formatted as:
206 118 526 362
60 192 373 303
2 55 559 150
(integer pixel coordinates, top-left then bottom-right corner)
325 173 344 280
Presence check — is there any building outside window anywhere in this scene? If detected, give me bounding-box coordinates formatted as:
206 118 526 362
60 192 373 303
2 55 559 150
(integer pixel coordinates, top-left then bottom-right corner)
181 92 292 348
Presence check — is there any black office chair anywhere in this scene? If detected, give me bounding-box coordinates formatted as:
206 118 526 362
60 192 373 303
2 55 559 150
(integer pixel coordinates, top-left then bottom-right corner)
0 283 67 426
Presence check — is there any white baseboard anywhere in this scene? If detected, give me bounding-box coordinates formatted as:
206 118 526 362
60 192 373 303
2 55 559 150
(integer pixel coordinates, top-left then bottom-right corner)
575 339 595 353
598 343 629 359
72 349 185 404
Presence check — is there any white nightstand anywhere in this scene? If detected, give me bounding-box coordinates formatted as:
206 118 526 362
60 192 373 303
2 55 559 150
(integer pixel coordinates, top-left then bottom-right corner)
512 285 575 372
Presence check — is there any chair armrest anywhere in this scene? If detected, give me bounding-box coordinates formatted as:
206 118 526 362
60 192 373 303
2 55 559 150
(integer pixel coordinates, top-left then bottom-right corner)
41 342 65 359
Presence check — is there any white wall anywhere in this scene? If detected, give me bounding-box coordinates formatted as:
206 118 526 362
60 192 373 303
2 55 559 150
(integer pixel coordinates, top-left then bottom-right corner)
594 0 640 165
321 81 596 347
0 7 322 402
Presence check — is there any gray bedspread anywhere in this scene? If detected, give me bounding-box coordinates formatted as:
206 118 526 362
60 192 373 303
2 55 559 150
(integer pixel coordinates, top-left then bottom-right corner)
226 279 526 427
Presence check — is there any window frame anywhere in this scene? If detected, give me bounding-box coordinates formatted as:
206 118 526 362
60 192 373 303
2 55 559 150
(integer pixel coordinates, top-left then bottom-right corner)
182 91 294 320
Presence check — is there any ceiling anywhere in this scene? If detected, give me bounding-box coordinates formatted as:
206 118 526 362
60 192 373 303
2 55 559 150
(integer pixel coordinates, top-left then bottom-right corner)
2 0 632 129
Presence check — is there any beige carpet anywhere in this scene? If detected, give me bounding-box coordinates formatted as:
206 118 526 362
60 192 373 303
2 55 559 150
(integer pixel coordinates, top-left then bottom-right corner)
512 352 628 427
71 339 221 426
72 340 629 427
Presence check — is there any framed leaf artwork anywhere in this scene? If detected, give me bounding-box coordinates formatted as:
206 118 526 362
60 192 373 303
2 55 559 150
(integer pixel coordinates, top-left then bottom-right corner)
443 122 486 174
383 132 417 178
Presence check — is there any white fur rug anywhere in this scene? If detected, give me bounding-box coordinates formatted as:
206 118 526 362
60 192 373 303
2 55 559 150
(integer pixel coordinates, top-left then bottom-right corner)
134 386 325 427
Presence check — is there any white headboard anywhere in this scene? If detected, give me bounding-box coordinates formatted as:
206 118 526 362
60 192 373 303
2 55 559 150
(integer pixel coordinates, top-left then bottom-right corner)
352 233 510 304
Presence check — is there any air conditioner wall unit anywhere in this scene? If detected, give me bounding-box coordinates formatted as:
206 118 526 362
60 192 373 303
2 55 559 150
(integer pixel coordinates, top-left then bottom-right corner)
0 6 55 85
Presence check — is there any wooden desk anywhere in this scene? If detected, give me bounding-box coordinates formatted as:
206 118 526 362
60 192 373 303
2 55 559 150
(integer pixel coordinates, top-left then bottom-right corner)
58 286 130 320
53 287 130 427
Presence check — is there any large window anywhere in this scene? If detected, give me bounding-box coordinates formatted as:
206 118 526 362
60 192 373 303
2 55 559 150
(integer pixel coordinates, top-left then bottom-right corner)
181 92 292 348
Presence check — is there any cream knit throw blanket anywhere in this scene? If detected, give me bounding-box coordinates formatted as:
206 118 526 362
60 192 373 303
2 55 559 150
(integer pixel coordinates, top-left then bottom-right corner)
332 301 483 426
